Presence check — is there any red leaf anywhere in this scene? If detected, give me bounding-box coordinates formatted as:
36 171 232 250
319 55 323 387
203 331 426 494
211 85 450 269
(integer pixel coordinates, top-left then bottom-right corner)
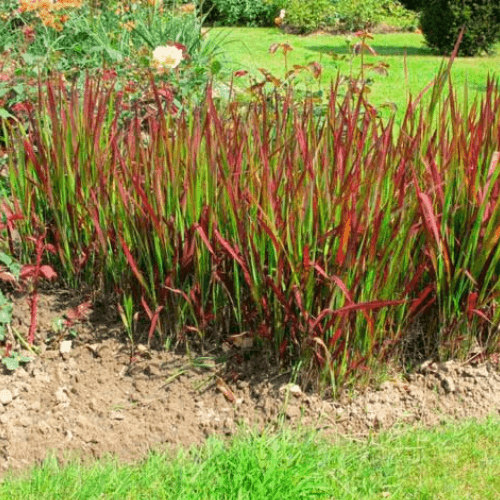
214 229 252 288
0 271 17 284
471 308 491 324
308 62 322 80
328 328 343 348
64 301 92 326
418 192 441 243
180 232 196 270
172 42 188 53
330 275 354 303
216 376 235 402
279 338 288 358
466 292 478 321
336 215 351 266
118 235 147 289
333 299 405 316
292 285 305 316
130 176 161 231
355 30 374 40
39 265 57 281
407 285 434 316
45 243 57 255
19 265 36 280
249 81 266 93
308 308 335 335
312 263 355 304
303 245 310 268
148 305 164 340
313 262 330 280
402 263 428 297
141 296 153 320
416 190 451 276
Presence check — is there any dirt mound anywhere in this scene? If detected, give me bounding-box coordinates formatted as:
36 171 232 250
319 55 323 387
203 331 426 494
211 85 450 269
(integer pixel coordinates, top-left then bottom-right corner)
0 291 499 475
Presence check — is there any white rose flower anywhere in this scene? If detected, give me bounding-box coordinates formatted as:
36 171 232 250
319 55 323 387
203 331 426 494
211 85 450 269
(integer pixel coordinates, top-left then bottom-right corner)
152 45 183 70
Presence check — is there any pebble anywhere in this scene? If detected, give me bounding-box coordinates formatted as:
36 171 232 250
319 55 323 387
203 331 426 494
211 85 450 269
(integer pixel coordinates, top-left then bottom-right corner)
279 383 302 397
60 341 72 355
135 344 148 354
109 411 125 421
54 387 70 406
441 376 456 393
0 390 13 406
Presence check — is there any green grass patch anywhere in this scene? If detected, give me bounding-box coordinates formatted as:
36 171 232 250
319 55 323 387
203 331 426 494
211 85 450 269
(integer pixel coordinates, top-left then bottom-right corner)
2 417 500 499
216 28 500 122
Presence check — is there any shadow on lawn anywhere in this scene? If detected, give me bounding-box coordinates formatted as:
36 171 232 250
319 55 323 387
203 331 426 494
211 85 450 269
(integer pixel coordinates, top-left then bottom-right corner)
306 44 433 57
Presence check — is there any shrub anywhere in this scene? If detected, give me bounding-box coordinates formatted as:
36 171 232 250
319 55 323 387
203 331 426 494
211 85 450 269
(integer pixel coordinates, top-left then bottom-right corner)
420 0 500 56
329 0 417 33
282 0 336 33
397 0 424 11
201 0 284 27
335 0 386 31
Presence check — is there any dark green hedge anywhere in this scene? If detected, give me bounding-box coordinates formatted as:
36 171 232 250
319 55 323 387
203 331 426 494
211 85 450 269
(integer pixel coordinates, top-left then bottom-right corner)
421 0 500 56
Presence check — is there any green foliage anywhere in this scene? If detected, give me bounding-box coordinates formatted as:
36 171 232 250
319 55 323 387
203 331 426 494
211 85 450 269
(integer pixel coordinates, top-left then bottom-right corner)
201 0 284 27
281 0 417 34
0 251 20 342
131 9 203 51
0 253 30 370
334 0 417 32
2 351 31 371
282 0 335 33
4 2 200 66
0 1 227 114
420 0 500 56
0 252 20 282
335 0 386 31
0 290 12 343
4 2 207 72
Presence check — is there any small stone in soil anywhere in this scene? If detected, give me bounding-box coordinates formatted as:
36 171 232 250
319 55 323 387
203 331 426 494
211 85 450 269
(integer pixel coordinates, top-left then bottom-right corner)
0 390 13 406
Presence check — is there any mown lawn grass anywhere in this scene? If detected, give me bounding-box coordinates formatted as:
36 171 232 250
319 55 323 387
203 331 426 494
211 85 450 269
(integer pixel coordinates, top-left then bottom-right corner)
214 28 500 123
2 416 500 499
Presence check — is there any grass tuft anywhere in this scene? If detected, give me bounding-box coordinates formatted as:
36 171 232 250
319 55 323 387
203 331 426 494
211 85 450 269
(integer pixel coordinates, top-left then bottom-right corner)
1 417 500 499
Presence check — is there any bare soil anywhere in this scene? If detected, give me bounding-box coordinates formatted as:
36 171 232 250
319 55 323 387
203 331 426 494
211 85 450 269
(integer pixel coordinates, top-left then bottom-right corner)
0 290 499 477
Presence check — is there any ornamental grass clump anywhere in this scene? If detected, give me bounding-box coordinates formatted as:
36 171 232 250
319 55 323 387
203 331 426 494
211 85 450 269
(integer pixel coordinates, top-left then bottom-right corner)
5 65 500 390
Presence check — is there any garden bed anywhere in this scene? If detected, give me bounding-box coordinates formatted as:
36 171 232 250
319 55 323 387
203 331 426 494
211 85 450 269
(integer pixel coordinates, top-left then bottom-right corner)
0 289 499 475
1 1 500 483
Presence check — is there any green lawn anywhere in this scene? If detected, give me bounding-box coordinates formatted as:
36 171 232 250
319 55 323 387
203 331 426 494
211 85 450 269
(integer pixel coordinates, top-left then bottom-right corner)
2 417 500 499
214 28 500 123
